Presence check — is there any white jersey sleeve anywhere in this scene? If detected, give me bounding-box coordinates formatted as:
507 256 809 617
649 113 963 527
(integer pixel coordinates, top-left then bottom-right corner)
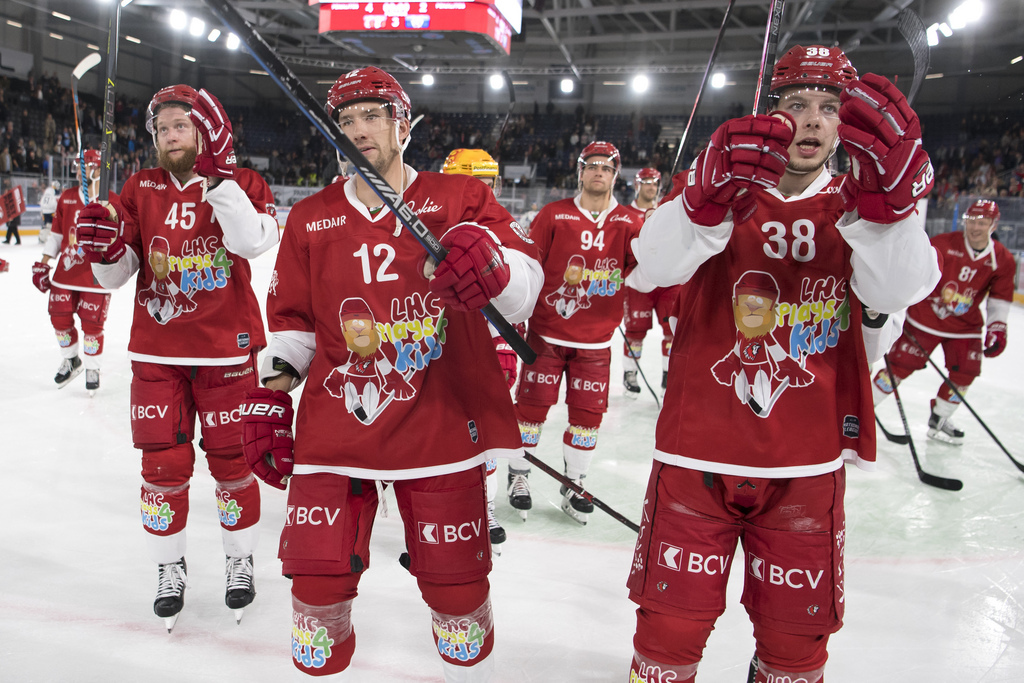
493 247 543 324
91 248 140 290
862 309 905 364
986 297 1011 327
205 179 279 259
261 330 317 389
632 194 734 288
42 230 62 260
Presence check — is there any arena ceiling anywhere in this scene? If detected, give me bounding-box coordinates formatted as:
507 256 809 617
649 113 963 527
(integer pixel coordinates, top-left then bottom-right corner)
7 1 1024 105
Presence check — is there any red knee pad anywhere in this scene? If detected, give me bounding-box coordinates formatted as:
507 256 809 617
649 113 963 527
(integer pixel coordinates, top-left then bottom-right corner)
418 577 490 616
216 474 261 531
291 591 356 676
515 401 550 425
752 622 829 673
141 481 189 536
141 443 196 487
292 573 360 605
634 607 714 666
566 407 603 430
939 371 974 403
82 331 103 358
424 582 494 668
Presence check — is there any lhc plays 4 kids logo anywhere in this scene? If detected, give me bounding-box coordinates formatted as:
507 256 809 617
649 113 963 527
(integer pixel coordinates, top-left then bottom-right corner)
166 235 235 294
292 613 334 669
141 490 174 532
216 490 244 527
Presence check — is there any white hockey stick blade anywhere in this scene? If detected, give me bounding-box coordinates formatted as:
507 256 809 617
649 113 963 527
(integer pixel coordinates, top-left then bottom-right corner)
72 53 102 80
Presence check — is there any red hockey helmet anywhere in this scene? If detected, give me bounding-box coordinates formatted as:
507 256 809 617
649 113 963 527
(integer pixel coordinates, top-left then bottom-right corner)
326 67 411 122
82 149 102 168
963 199 1000 223
635 167 661 185
146 84 199 136
577 141 620 186
770 45 857 96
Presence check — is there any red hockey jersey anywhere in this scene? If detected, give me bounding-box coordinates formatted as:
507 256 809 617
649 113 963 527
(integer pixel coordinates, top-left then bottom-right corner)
48 187 119 293
636 169 939 477
267 169 540 479
528 197 643 348
907 231 1016 338
116 168 274 364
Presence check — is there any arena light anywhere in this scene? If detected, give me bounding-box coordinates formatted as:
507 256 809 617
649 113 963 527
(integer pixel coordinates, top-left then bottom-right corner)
169 9 187 30
208 29 221 42
949 0 983 29
49 32 64 40
631 74 649 93
938 22 953 37
422 73 435 86
189 17 205 37
1012 56 1023 65
710 72 726 89
121 0 135 6
184 55 196 62
560 78 574 94
226 33 240 50
87 43 100 50
6 19 22 28
125 35 141 43
52 11 71 21
926 24 940 46
489 74 503 90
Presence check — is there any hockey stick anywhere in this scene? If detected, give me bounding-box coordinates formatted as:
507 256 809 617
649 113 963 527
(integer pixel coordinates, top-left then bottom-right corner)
521 452 640 533
669 0 737 178
618 325 660 408
71 53 102 203
875 414 910 445
97 2 122 200
884 355 963 491
493 71 516 161
896 9 930 106
903 329 1024 474
204 0 535 364
752 0 786 115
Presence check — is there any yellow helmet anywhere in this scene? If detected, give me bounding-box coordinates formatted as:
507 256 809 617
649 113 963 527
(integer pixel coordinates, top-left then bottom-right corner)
442 148 499 178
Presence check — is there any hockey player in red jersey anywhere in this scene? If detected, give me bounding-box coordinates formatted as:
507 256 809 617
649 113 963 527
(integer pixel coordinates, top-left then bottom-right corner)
441 147 520 555
243 67 542 681
509 141 645 525
31 149 118 393
872 199 1015 444
75 85 279 631
622 166 680 397
625 46 940 682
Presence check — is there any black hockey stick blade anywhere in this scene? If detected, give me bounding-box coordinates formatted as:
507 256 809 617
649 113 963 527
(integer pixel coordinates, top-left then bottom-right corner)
875 414 909 445
98 1 122 200
896 9 930 106
522 452 640 533
884 355 963 491
203 0 535 365
752 0 786 115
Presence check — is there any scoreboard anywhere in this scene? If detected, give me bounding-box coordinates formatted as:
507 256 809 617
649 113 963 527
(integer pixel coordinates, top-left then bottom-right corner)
310 1 520 55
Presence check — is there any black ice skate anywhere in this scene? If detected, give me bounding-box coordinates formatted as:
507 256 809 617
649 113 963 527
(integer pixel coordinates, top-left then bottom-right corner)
623 370 641 398
54 356 83 388
154 558 188 633
225 554 256 624
507 469 532 521
927 411 965 446
487 501 506 556
86 369 100 396
560 478 594 526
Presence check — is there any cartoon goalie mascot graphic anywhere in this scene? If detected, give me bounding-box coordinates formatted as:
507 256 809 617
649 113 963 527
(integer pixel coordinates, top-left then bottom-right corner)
711 270 814 417
545 253 591 319
323 297 416 424
137 235 197 324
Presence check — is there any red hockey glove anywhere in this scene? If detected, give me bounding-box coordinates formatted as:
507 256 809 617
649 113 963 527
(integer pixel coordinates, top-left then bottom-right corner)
983 322 1007 358
189 89 236 180
838 73 934 223
429 222 510 311
0 258 9 273
682 113 794 226
240 388 294 490
775 355 814 387
76 202 127 263
493 334 518 389
382 371 416 400
31 261 51 293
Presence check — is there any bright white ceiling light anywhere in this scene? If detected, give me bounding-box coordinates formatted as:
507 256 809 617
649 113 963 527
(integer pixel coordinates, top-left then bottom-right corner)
710 72 726 88
632 74 649 93
183 55 196 62
938 23 953 37
489 74 504 90
226 33 240 50
207 29 221 42
560 78 574 93
189 17 205 37
926 24 940 46
121 0 135 7
422 74 435 86
169 9 187 30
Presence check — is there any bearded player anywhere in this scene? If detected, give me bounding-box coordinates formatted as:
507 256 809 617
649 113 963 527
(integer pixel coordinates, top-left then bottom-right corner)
31 149 118 393
240 67 541 681
872 199 1014 444
76 85 279 631
626 46 940 682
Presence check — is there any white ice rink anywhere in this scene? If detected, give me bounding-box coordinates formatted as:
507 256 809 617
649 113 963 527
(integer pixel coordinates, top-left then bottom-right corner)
1 237 1022 682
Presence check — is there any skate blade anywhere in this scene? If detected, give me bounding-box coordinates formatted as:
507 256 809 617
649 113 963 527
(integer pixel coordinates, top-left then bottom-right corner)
55 367 84 389
517 509 528 521
88 389 96 397
624 391 640 400
560 501 588 526
233 608 245 625
491 545 502 558
162 613 180 633
926 428 964 446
